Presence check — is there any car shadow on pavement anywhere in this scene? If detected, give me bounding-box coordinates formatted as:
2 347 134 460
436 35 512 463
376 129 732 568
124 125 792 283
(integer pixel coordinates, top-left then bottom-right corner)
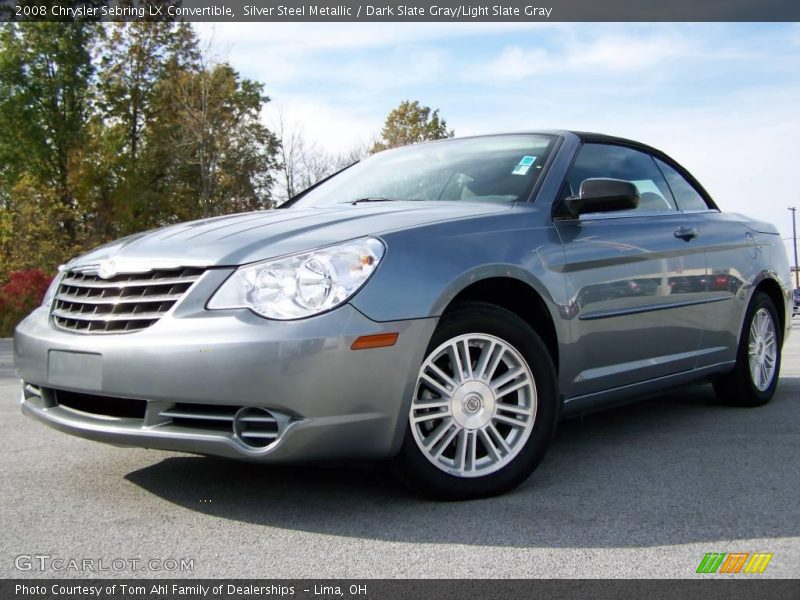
126 378 800 549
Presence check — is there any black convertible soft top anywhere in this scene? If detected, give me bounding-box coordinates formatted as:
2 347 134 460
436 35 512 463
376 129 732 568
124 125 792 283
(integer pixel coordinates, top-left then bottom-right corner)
568 130 718 210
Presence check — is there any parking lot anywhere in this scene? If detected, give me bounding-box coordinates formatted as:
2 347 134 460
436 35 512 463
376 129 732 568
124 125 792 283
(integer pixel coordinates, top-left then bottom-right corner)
1 318 798 579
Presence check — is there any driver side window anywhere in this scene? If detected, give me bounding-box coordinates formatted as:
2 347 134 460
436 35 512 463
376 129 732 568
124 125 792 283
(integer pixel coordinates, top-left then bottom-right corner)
566 144 677 214
654 157 710 212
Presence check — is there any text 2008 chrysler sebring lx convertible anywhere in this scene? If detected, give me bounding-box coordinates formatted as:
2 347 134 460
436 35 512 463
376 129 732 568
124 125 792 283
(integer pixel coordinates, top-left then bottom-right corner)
14 131 793 498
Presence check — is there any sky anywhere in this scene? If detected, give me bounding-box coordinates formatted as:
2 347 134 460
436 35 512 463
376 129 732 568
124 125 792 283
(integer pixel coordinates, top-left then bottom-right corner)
193 22 800 264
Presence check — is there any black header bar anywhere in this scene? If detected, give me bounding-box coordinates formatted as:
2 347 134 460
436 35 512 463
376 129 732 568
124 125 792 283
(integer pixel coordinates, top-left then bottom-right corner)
2 0 799 22
3 579 800 600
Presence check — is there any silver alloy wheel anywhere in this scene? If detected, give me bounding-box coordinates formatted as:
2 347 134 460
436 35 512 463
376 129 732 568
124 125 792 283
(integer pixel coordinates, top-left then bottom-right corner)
748 307 777 392
410 333 537 478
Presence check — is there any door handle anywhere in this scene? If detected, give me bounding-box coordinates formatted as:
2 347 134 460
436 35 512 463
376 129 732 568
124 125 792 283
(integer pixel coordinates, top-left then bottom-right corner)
674 227 699 241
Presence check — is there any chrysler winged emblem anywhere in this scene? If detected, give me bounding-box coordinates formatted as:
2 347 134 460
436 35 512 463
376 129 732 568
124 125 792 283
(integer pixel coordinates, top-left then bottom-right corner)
97 260 117 279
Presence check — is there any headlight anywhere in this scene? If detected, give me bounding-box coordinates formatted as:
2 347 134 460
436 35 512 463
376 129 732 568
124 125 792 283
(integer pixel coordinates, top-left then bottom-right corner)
41 267 64 308
207 237 385 319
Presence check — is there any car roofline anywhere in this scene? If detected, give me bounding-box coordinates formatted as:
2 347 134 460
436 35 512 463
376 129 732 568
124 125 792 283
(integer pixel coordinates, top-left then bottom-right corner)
382 130 665 161
370 130 572 153
415 130 719 211
420 130 668 161
366 130 720 211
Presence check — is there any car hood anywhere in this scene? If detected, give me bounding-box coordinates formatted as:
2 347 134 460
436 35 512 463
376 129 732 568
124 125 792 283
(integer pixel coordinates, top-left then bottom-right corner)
67 201 511 269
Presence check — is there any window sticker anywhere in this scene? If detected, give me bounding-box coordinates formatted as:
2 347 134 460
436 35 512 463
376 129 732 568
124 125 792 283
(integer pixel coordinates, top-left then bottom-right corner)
512 155 536 175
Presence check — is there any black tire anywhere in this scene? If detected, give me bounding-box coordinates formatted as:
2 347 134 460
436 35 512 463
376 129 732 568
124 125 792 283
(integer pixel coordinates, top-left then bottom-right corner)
394 301 559 500
713 291 782 407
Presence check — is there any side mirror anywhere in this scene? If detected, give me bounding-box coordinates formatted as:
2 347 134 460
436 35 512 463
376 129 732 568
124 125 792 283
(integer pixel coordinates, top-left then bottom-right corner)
558 178 640 218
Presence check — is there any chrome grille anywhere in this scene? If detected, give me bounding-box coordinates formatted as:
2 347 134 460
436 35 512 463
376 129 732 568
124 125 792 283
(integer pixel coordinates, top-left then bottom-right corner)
51 267 203 334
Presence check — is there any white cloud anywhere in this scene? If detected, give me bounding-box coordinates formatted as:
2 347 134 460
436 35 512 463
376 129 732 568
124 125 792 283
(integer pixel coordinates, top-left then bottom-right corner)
469 32 698 81
472 46 551 79
566 34 695 71
336 46 449 90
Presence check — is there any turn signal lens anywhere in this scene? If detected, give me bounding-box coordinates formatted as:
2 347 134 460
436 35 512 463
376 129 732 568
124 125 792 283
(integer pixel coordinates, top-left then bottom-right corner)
351 333 399 350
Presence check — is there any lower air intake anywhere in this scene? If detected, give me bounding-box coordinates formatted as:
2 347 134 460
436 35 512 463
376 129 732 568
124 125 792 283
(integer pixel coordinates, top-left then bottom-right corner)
56 390 147 419
233 407 280 448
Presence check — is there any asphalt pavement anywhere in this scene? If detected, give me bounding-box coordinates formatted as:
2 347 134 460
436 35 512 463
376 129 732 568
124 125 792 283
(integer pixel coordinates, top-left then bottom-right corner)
1 319 798 578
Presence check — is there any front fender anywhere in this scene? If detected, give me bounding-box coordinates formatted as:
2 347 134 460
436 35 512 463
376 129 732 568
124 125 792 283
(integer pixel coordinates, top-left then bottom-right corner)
349 208 568 326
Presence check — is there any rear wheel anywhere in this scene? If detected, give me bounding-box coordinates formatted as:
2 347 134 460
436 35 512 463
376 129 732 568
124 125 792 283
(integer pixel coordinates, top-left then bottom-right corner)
394 302 558 499
713 292 781 407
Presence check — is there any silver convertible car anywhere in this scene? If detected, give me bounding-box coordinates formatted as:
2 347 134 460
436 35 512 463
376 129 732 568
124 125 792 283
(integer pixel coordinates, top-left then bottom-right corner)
14 131 793 499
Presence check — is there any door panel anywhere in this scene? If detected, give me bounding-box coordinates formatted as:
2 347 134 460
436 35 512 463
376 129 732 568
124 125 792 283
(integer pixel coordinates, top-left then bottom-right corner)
686 212 754 367
652 158 751 368
556 213 707 398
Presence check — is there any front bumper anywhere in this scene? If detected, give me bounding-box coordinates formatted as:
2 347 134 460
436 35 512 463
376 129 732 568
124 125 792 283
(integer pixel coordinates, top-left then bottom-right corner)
14 292 437 462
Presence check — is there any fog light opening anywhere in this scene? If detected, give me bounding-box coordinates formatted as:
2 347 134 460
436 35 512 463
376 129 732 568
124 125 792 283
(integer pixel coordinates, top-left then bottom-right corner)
233 407 279 449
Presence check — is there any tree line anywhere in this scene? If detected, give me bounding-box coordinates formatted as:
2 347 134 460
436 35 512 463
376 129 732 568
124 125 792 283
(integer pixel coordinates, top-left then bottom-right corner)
0 22 278 276
0 22 453 281
0 22 452 334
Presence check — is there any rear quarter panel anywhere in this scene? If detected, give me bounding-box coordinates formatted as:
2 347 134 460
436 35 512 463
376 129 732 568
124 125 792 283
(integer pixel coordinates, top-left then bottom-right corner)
661 211 791 366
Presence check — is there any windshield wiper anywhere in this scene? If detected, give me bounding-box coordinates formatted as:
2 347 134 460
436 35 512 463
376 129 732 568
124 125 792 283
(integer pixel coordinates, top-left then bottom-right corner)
350 197 401 205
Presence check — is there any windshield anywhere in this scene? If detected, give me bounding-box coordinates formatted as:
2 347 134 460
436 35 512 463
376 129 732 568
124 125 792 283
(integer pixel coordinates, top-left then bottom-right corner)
289 134 557 208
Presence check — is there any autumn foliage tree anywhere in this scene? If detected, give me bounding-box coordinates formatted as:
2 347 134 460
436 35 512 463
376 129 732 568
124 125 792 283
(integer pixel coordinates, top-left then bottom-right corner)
371 100 454 153
0 23 97 264
90 22 200 236
0 23 279 270
168 61 279 219
0 23 456 335
0 22 281 334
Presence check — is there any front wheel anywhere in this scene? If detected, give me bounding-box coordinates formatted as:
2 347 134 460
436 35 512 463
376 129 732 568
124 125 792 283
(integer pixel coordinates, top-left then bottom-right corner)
713 291 782 407
394 302 558 500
